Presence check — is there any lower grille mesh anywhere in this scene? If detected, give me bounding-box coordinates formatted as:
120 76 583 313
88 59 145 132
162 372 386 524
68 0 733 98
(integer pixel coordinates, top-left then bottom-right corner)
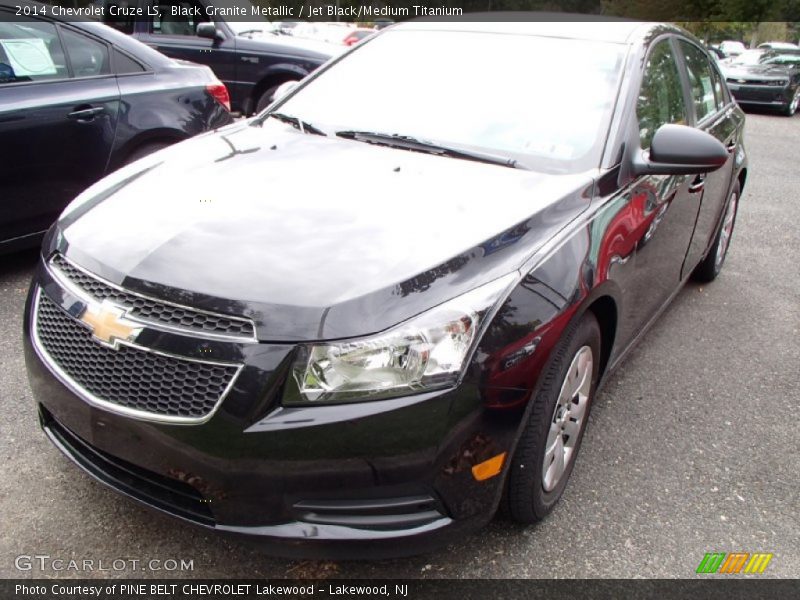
35 293 238 419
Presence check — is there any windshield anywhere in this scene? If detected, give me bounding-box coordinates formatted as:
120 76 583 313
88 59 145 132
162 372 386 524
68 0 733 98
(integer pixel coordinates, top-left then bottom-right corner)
266 30 626 173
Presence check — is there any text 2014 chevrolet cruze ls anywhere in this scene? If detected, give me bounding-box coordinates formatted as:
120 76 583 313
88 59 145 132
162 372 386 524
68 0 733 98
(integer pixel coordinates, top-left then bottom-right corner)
24 20 747 558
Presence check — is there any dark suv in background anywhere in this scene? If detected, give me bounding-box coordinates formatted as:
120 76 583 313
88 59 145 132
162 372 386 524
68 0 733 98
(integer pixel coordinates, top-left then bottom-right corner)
92 0 338 114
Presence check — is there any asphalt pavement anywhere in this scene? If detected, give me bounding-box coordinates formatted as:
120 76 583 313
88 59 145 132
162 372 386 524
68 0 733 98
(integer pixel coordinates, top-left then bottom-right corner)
0 113 797 579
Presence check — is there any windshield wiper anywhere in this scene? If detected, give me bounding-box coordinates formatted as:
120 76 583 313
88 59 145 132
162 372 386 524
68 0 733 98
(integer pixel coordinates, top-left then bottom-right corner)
335 130 524 169
268 113 326 136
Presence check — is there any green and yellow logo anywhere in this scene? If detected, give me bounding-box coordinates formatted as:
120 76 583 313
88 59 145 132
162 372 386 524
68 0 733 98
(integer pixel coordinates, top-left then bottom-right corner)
696 552 773 574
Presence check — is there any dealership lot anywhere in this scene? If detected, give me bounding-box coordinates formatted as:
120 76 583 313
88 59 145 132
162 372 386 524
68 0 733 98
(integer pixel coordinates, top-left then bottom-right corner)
0 112 797 578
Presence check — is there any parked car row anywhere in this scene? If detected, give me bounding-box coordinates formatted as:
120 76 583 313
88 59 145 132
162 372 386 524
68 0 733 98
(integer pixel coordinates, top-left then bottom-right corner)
0 3 234 252
276 19 388 44
84 0 342 115
711 39 799 59
1 0 357 252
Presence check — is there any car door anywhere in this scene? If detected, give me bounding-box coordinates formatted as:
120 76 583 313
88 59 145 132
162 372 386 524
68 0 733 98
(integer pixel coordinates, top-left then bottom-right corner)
615 37 703 346
136 0 236 90
676 39 741 277
0 15 120 246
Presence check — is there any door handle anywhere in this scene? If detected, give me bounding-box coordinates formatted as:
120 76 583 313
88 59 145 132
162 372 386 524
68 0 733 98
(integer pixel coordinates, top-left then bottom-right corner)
688 175 706 194
68 106 105 121
726 141 737 154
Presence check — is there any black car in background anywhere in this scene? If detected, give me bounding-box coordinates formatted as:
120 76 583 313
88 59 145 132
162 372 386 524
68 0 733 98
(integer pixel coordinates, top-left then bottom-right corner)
0 3 233 253
93 0 337 114
721 49 800 115
25 20 747 558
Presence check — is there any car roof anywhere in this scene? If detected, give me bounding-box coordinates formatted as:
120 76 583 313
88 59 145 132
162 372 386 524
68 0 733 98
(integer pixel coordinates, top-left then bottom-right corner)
393 14 672 45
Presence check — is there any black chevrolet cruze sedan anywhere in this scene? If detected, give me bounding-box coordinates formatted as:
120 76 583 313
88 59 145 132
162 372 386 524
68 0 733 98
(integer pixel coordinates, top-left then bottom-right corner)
0 3 233 253
24 19 747 558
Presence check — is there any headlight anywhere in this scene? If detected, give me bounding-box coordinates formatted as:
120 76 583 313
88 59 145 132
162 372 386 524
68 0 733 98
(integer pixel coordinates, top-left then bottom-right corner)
283 274 517 405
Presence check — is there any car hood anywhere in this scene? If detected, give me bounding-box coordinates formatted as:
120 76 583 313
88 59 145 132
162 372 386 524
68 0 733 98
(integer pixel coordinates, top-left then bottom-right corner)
53 121 592 341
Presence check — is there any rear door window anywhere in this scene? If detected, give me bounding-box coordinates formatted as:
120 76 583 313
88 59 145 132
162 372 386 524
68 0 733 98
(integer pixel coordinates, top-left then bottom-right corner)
59 27 111 78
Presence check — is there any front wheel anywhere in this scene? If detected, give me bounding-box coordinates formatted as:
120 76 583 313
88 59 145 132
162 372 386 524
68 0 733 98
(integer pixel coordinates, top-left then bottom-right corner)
504 313 601 524
255 80 299 114
782 87 799 116
691 180 740 283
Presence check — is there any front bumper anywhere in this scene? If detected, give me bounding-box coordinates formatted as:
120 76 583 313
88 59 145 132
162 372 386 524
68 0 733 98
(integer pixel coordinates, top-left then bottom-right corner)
727 82 794 108
36 403 488 559
23 262 523 558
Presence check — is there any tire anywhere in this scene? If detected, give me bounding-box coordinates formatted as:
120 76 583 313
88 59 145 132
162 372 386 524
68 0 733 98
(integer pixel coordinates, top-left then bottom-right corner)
782 87 799 116
691 180 740 283
255 80 298 113
124 142 170 166
504 312 601 524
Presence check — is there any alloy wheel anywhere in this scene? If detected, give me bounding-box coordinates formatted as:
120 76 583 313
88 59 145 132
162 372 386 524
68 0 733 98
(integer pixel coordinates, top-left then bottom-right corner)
542 345 593 492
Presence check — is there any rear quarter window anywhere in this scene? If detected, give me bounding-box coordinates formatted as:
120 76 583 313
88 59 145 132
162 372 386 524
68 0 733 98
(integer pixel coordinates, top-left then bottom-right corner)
113 49 146 74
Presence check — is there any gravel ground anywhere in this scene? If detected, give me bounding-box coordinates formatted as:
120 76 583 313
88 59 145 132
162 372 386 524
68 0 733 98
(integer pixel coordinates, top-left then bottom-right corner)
0 112 797 580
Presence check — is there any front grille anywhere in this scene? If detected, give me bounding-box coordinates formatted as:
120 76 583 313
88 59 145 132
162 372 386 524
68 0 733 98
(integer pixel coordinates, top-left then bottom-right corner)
35 293 239 421
727 78 786 87
731 88 783 102
40 406 214 525
50 254 255 339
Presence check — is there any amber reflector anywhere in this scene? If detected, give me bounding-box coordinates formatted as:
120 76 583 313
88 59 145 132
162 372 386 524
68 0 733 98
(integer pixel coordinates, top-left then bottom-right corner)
471 452 507 481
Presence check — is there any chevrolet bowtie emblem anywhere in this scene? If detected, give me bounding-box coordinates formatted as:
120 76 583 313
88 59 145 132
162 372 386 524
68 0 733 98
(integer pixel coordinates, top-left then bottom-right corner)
80 301 142 349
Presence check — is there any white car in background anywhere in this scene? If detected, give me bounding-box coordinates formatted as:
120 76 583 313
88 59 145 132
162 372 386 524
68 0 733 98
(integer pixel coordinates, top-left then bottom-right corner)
228 21 345 56
292 22 358 44
719 40 746 57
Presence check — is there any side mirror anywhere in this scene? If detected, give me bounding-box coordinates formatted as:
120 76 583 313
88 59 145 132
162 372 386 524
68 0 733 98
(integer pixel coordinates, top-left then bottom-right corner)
632 124 728 176
273 80 299 101
196 22 221 40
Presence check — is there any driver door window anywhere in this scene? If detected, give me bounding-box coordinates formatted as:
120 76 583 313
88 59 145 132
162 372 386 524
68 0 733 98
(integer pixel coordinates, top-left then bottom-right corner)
637 40 688 150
